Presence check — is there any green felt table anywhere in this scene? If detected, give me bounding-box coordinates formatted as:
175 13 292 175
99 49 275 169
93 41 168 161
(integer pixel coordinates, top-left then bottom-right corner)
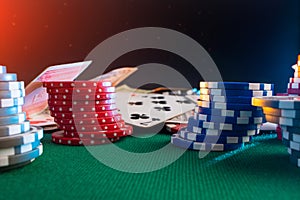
0 133 300 200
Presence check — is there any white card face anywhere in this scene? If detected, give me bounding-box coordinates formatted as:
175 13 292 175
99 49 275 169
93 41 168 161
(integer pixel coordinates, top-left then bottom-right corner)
116 92 196 128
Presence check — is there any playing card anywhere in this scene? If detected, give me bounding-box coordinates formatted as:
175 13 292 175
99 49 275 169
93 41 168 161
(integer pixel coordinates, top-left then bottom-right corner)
116 92 196 128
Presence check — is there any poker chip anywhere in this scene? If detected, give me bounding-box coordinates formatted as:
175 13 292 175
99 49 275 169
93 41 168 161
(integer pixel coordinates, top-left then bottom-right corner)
0 97 24 108
288 148 300 158
179 129 251 144
196 107 264 118
0 126 43 148
0 106 22 117
0 73 17 82
200 88 273 97
48 93 116 100
0 121 31 137
48 104 117 113
287 89 300 95
187 117 261 131
199 94 253 104
0 89 25 99
60 121 125 132
50 110 119 119
195 113 263 124
189 126 257 136
171 134 244 151
48 99 116 106
200 82 273 91
289 77 300 83
0 144 43 167
165 123 187 133
0 81 24 90
0 140 40 157
0 112 26 126
63 125 133 138
282 131 300 143
47 86 115 94
0 159 34 172
43 81 111 88
263 107 300 118
52 131 120 146
54 114 123 125
0 65 7 74
287 83 300 89
197 100 261 110
252 96 300 109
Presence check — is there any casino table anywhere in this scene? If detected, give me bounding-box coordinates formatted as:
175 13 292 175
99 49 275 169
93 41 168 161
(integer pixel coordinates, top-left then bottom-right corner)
1 132 300 200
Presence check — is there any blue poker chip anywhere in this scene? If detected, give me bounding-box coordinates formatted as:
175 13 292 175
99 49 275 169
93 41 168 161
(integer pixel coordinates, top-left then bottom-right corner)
171 134 244 151
0 121 31 137
200 88 273 97
187 117 261 131
282 138 290 147
199 94 253 104
186 126 258 136
0 144 43 167
0 126 43 148
179 129 252 144
289 154 300 167
281 125 300 134
0 106 22 117
198 100 262 110
196 107 264 118
0 140 41 157
200 82 274 91
288 148 300 158
195 113 264 124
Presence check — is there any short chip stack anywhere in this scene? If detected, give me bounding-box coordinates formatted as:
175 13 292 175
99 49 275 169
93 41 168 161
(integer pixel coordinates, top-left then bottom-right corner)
171 82 273 151
287 55 300 95
0 65 43 171
43 81 133 146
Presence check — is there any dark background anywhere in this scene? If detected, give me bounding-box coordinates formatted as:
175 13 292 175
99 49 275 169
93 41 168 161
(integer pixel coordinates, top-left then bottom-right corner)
0 0 299 93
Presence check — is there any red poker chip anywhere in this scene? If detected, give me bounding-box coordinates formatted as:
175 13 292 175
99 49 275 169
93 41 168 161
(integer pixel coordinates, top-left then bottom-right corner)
43 81 112 88
54 114 123 125
50 110 119 118
52 130 119 146
48 99 116 106
60 121 126 132
48 104 117 113
165 123 187 133
48 93 116 100
63 125 133 139
287 88 300 95
47 87 115 94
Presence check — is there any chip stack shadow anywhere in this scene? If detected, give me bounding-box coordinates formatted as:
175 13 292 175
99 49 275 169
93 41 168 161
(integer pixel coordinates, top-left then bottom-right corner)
171 82 274 151
0 65 43 171
43 81 133 146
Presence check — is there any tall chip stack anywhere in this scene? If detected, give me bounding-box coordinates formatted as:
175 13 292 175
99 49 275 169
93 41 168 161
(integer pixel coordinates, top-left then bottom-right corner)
0 65 43 171
252 55 300 168
171 82 273 151
43 81 133 146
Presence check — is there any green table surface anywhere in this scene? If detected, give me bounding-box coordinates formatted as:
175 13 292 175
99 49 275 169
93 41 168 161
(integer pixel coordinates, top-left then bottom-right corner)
0 133 300 200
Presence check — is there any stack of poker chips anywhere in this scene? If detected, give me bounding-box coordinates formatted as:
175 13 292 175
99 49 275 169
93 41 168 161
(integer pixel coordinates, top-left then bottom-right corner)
171 82 274 151
287 55 300 95
0 65 43 171
43 81 133 146
253 96 300 168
